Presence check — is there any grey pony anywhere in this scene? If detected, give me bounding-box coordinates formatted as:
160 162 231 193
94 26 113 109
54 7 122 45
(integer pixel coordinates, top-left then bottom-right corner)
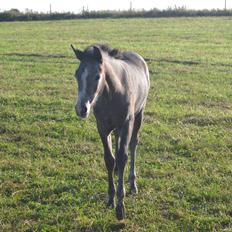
71 44 150 220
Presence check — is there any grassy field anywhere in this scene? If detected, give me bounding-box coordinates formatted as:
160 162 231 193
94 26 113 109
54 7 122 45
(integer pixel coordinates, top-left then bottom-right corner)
0 17 232 231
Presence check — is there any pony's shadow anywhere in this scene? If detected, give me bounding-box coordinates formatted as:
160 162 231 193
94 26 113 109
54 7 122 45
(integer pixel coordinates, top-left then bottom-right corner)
79 222 126 232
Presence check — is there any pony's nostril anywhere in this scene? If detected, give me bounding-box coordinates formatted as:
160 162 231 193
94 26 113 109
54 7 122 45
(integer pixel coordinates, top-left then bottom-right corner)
82 106 87 114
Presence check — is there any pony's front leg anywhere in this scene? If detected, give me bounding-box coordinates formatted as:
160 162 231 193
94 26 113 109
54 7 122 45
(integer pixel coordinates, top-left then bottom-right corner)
98 127 115 208
116 117 134 220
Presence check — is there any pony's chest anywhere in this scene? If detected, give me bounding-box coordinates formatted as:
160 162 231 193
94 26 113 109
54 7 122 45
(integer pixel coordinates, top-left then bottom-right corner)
93 101 129 128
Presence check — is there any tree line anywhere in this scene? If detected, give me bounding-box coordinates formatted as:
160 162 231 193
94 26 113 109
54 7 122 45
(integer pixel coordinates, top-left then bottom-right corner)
0 7 232 21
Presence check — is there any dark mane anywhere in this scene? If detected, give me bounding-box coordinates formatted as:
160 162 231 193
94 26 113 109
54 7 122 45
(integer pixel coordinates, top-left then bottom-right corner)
84 44 125 60
98 44 125 59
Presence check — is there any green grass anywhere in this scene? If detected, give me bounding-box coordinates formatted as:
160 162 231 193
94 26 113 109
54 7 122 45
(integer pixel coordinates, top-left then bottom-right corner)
0 17 232 231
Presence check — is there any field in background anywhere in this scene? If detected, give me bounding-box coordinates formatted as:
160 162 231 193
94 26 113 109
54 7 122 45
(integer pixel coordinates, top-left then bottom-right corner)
0 17 232 231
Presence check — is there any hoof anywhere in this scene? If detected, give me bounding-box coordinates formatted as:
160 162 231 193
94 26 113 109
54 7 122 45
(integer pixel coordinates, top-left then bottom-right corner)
128 185 138 195
116 203 125 220
107 199 115 209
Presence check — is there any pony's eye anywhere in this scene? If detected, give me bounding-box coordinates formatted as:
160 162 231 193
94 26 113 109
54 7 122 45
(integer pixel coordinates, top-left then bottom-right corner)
95 75 100 81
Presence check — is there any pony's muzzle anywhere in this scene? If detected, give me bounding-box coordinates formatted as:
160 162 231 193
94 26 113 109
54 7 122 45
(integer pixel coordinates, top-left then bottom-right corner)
81 105 88 114
75 102 90 119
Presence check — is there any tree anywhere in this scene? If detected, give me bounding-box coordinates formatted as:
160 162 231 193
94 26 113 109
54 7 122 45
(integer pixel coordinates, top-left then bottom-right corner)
8 8 20 14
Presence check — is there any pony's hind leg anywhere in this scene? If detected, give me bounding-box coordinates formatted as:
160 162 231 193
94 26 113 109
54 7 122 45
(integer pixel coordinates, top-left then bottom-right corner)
128 109 143 194
116 117 134 220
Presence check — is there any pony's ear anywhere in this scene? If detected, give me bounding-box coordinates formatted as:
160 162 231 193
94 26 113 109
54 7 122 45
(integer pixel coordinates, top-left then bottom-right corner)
71 44 84 61
93 46 103 64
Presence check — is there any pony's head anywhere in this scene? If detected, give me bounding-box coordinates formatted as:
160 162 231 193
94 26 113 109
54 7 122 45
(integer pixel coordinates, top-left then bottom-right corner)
71 45 104 119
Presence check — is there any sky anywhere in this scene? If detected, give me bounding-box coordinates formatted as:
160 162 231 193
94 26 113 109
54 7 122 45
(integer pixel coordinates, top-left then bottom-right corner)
1 0 231 13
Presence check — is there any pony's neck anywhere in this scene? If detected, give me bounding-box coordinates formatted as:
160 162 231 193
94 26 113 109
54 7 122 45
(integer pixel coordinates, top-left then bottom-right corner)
104 58 124 94
94 58 124 107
